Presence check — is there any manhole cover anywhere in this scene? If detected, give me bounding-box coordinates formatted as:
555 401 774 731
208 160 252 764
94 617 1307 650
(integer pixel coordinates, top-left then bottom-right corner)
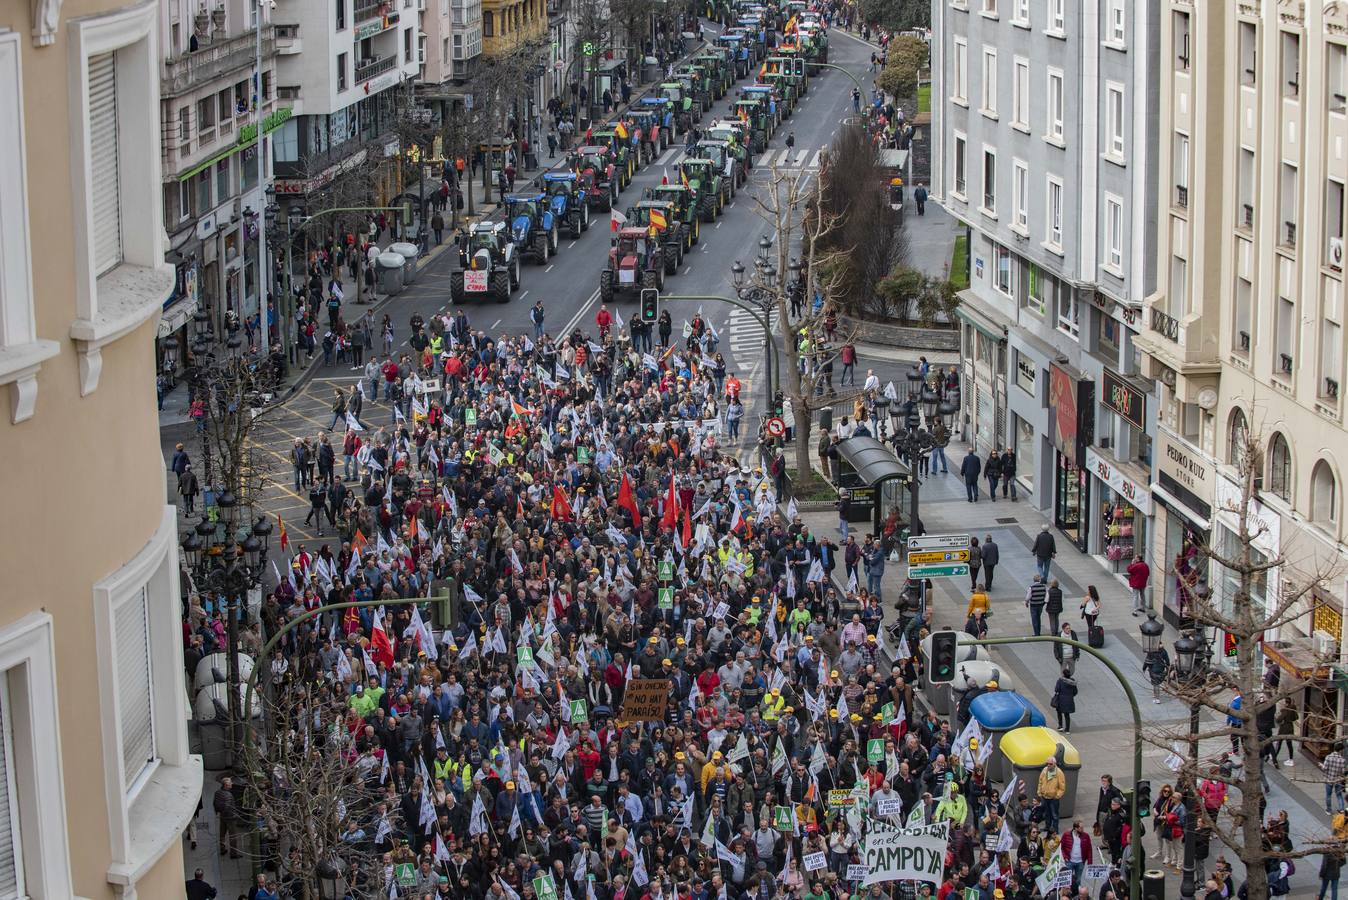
995 518 1018 524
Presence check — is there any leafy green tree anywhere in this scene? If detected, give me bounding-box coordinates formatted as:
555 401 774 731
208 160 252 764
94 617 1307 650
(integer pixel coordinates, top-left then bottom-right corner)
857 0 929 33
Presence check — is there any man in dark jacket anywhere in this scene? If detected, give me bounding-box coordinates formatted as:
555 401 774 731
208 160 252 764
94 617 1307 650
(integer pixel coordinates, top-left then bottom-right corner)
1032 524 1057 579
981 535 1000 590
960 451 982 502
1000 448 1019 500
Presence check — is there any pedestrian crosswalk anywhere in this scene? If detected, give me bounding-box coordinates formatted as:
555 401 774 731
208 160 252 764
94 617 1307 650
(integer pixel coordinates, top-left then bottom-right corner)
726 306 780 356
653 147 823 170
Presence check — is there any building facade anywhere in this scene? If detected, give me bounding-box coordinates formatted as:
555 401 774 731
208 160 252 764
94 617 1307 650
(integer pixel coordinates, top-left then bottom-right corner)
156 0 283 376
930 0 1160 570
1136 0 1348 756
0 1 200 898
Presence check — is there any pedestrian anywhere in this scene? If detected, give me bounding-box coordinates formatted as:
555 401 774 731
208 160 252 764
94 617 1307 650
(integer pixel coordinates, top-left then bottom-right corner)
1032 523 1057 580
1321 849 1345 900
984 452 1002 502
330 388 348 431
290 438 309 489
213 776 242 859
1057 621 1079 675
967 536 982 590
1275 699 1299 766
177 462 200 513
1080 585 1101 631
931 420 950 473
531 301 546 339
186 868 217 900
960 450 982 502
1046 578 1064 635
547 131 558 158
1000 447 1018 499
1126 554 1151 614
840 342 856 385
914 183 928 215
1025 575 1047 636
171 442 191 477
1145 641 1171 703
1052 669 1077 733
863 537 885 598
1324 745 1346 813
981 534 999 590
1037 757 1068 834
431 211 445 245
837 489 851 539
726 397 744 440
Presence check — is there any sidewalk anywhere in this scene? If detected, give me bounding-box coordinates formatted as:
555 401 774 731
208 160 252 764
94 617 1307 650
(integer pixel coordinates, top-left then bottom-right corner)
796 436 1333 895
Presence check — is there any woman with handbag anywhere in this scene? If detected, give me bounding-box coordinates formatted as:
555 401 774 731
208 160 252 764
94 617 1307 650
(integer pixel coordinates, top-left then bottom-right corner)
1051 668 1078 733
1153 784 1185 870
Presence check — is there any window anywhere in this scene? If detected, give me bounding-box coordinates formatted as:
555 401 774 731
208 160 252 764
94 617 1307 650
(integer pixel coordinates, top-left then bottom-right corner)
1104 195 1123 272
1047 0 1064 35
117 588 155 789
0 682 21 899
1281 31 1300 98
177 106 190 145
1012 0 1028 26
1239 21 1257 86
483 11 495 35
217 89 231 124
338 52 348 91
443 37 449 63
1267 432 1292 501
89 53 121 277
1046 68 1064 141
1046 176 1063 248
1012 57 1029 129
336 0 347 29
1175 132 1190 208
1026 264 1047 315
195 97 215 134
981 0 996 15
953 38 968 103
261 70 271 102
1106 0 1124 45
1227 407 1250 467
981 47 997 117
995 244 1014 296
1012 159 1028 231
953 133 967 196
215 159 230 202
1312 461 1338 525
1280 162 1299 247
1330 42 1346 114
1105 83 1125 159
1057 288 1079 337
982 148 997 214
1174 11 1191 71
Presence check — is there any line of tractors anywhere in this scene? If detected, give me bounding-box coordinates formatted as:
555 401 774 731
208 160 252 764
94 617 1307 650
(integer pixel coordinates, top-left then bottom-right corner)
449 0 828 305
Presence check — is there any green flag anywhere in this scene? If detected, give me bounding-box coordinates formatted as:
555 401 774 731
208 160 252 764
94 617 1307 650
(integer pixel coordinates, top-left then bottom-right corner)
867 738 884 764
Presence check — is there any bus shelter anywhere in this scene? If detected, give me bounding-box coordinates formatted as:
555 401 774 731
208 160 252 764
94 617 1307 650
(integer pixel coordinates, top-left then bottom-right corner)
834 436 918 536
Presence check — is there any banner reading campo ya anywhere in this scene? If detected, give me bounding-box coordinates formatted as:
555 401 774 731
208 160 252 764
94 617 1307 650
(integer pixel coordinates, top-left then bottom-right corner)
862 823 948 887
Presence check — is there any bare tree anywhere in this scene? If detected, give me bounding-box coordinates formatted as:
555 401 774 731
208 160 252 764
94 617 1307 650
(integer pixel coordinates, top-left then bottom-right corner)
1146 426 1348 897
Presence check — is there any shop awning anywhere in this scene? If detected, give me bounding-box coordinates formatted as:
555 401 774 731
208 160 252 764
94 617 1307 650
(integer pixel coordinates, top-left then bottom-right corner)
836 436 911 487
954 289 1008 342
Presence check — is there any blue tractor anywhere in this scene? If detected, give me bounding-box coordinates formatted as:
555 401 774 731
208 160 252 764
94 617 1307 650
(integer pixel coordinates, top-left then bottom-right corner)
505 193 559 263
542 172 591 238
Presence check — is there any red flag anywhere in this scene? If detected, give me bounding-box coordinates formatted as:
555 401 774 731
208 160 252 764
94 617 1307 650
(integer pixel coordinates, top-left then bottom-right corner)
517 494 525 519
681 501 693 549
369 613 395 669
351 529 368 553
659 476 678 531
551 486 573 521
617 473 642 527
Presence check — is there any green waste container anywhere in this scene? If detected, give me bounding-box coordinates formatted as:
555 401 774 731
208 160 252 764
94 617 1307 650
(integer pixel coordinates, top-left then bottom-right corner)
999 726 1082 817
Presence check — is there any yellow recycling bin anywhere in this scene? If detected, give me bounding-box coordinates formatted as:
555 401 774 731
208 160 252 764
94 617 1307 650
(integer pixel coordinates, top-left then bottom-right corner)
999 726 1082 817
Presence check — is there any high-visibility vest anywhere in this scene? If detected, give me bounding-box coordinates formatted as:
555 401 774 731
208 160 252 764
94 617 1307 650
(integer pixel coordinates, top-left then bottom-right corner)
762 694 785 720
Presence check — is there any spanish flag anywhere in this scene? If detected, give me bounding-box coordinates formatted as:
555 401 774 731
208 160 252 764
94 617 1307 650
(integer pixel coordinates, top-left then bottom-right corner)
739 107 749 123
784 14 797 33
680 167 690 187
351 528 368 552
649 208 668 230
759 63 767 77
277 514 289 552
615 121 629 140
511 398 533 418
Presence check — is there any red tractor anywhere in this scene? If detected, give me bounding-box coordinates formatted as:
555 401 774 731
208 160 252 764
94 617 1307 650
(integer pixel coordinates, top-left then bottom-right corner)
600 227 666 302
571 145 620 210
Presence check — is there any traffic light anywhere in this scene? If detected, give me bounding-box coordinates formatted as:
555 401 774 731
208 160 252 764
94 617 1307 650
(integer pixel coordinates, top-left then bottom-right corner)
1135 780 1152 817
929 630 958 684
640 288 660 323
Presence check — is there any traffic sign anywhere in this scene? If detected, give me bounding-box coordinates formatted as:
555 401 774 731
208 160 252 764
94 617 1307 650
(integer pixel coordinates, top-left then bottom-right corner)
907 563 970 578
908 549 971 564
765 416 786 437
908 533 970 552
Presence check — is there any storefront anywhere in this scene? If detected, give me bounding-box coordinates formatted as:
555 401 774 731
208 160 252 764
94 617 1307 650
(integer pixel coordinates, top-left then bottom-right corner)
1151 427 1215 628
156 257 201 387
954 293 1007 456
1213 471 1282 640
1263 628 1338 763
1085 447 1153 576
1049 363 1094 551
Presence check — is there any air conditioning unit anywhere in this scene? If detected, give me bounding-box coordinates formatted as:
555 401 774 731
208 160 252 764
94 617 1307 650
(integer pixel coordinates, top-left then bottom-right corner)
1330 236 1345 271
1315 629 1339 660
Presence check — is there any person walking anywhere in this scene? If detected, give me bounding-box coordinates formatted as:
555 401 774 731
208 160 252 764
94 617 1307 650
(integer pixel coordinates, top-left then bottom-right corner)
1321 849 1345 900
1032 524 1057 579
1046 578 1065 635
213 776 242 859
837 489 851 539
863 538 885 599
1081 585 1101 631
930 420 950 473
960 450 982 502
984 452 1002 502
1126 554 1151 615
981 535 999 590
178 462 199 514
1052 669 1078 733
1025 575 1048 636
1057 621 1079 676
531 301 546 340
967 536 983 591
914 183 928 215
1145 641 1171 703
726 397 744 441
1324 745 1346 813
1000 447 1018 500
1037 757 1068 834
840 342 856 385
171 442 191 477
186 868 218 900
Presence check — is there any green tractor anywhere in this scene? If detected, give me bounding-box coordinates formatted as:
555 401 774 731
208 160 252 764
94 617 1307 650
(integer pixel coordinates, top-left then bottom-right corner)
644 185 702 248
694 139 745 193
591 126 635 186
659 82 698 124
674 66 713 112
733 99 771 153
704 121 755 170
679 158 729 222
696 50 735 96
740 84 784 127
759 73 797 114
625 201 685 274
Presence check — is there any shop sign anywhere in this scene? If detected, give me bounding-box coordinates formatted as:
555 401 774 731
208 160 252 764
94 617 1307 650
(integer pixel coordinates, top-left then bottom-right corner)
1154 428 1214 521
1015 352 1036 395
1215 472 1281 554
1049 365 1094 464
236 106 293 146
1101 368 1146 430
273 179 307 195
1084 447 1153 515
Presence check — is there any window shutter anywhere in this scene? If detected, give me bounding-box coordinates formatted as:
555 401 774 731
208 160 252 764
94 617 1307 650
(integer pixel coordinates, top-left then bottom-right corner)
117 588 155 789
0 685 21 899
88 52 122 277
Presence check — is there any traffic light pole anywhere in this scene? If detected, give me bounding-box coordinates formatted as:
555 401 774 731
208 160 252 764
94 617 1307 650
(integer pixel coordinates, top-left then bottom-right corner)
661 293 780 412
958 636 1144 900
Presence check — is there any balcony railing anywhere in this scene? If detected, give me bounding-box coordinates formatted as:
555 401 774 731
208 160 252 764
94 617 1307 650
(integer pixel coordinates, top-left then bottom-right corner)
163 25 275 98
275 23 299 47
1175 185 1188 209
1284 221 1297 248
1151 307 1180 343
1326 377 1340 400
1280 353 1294 374
1242 203 1254 229
356 54 398 82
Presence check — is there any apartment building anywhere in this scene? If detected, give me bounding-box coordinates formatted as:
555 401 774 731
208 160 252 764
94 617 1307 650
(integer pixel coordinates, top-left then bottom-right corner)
0 0 199 897
421 0 481 87
270 0 422 216
157 0 282 371
1135 0 1348 756
930 0 1160 574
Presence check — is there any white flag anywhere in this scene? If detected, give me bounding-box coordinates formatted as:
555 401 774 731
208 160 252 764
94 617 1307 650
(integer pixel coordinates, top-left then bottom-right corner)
469 792 489 836
458 631 479 660
345 412 365 431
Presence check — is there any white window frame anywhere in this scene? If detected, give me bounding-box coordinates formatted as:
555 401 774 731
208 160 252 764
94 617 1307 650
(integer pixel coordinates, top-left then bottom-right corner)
1046 68 1065 143
981 145 998 218
994 244 1015 297
953 38 968 105
1105 0 1125 47
952 131 968 200
93 506 199 893
0 613 77 899
1011 0 1029 28
1045 174 1064 252
981 0 997 18
1012 159 1029 234
1104 193 1125 274
1047 0 1065 36
0 33 59 425
66 1 176 397
1057 289 1080 337
1105 81 1126 161
1012 57 1030 131
981 46 998 118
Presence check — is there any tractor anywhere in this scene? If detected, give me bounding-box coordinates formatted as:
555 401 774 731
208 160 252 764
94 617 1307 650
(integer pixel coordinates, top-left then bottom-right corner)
659 82 699 125
740 84 783 127
504 193 559 264
696 49 735 96
591 126 636 187
449 221 519 304
600 227 666 301
542 171 590 238
733 99 771 152
571 145 620 210
629 105 671 162
671 69 712 113
764 55 808 95
644 184 701 249
695 139 745 192
717 32 753 78
625 200 685 273
678 158 729 222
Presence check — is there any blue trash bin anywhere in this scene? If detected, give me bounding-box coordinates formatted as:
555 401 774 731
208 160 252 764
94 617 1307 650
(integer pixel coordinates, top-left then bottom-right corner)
969 691 1047 782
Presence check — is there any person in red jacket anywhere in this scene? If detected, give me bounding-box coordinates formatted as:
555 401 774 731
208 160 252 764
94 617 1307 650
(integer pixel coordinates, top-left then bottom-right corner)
1060 819 1094 887
596 304 613 340
1126 554 1151 615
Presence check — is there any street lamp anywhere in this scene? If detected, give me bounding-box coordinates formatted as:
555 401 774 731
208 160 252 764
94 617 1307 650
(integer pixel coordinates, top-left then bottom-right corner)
1139 610 1165 654
1173 629 1207 900
920 386 939 422
731 260 746 288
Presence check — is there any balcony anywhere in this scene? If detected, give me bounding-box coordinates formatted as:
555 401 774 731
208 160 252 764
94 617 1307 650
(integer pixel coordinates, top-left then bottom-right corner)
1241 203 1254 229
1175 185 1188 209
356 54 399 82
1284 221 1297 249
162 25 275 98
275 23 300 54
1151 307 1180 343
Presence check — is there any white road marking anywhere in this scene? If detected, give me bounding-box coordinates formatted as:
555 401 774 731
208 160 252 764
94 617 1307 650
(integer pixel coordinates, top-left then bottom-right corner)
794 149 809 166
491 319 502 329
568 241 577 249
546 264 554 272
519 290 529 299
561 288 603 336
715 222 722 229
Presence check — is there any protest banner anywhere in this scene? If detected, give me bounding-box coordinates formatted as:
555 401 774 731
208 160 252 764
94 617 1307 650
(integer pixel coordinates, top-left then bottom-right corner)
618 679 671 723
828 789 853 809
861 824 948 886
875 797 903 818
803 852 827 872
846 864 869 882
